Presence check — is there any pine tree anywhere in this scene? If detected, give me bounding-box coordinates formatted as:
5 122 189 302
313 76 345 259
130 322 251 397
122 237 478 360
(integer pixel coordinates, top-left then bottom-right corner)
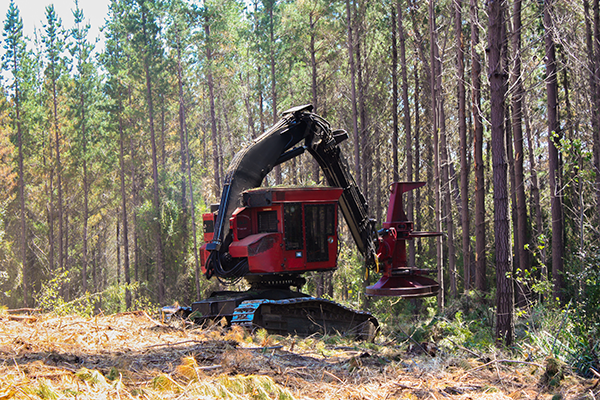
2 0 28 305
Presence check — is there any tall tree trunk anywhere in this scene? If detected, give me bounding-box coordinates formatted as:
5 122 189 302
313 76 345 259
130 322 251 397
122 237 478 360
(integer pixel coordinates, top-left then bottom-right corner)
584 0 600 228
455 0 471 293
595 0 600 218
391 2 399 182
544 0 564 303
52 68 64 273
126 84 140 286
174 29 200 299
357 23 368 197
309 11 320 183
268 1 281 185
118 104 132 309
346 0 360 189
80 87 89 295
471 0 486 293
398 0 415 266
523 98 546 276
429 0 444 309
414 64 422 256
14 59 27 305
117 214 121 285
511 0 530 307
432 10 456 299
205 19 220 199
142 8 165 304
489 0 513 346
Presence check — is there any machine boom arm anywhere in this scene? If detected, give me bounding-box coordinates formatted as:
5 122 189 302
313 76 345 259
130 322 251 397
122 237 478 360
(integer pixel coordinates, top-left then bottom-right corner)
205 105 378 279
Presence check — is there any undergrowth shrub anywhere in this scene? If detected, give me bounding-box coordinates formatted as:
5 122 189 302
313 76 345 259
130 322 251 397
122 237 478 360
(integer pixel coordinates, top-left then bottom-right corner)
34 269 157 316
564 248 600 377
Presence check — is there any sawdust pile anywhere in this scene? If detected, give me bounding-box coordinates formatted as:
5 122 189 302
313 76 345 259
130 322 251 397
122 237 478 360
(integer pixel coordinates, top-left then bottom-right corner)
0 311 594 399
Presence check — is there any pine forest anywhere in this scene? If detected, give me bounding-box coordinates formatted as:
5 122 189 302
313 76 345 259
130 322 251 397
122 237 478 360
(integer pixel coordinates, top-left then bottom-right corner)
1 0 600 378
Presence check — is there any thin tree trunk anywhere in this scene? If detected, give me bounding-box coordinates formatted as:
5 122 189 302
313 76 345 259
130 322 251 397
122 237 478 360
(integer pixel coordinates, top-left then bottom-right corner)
185 116 201 299
14 58 27 306
258 66 265 135
174 29 200 299
398 0 415 267
584 0 600 226
127 84 140 286
205 19 220 199
544 0 564 303
78 78 88 295
357 23 368 197
142 7 165 304
346 0 360 188
117 214 121 285
429 0 444 309
310 11 320 183
268 1 281 184
595 0 600 217
471 0 486 293
511 0 530 307
118 103 132 309
489 0 513 346
52 67 64 273
433 15 456 298
242 72 257 139
524 98 545 273
456 0 471 293
391 2 399 182
414 64 422 256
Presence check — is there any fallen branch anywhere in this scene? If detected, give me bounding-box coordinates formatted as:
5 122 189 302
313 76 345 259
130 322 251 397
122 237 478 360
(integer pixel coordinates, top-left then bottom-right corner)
322 370 345 384
590 368 600 390
460 359 544 379
6 315 38 323
197 365 221 371
7 308 41 314
446 337 482 359
144 339 203 349
246 345 283 351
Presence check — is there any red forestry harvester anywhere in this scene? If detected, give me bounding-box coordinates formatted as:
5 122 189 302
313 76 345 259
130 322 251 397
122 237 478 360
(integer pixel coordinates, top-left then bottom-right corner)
171 105 441 340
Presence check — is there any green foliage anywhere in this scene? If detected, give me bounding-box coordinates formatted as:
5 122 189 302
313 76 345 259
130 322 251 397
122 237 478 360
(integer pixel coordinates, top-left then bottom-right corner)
34 268 156 316
564 249 600 377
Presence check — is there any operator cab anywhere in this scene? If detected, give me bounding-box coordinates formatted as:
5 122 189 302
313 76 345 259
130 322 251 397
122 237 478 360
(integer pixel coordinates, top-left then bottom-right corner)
201 187 343 276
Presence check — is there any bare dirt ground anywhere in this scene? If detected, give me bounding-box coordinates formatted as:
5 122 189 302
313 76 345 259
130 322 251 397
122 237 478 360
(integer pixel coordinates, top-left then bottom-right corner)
0 311 594 399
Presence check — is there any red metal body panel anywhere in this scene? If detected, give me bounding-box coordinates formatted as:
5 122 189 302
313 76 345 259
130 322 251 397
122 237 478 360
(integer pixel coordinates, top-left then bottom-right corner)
201 187 343 276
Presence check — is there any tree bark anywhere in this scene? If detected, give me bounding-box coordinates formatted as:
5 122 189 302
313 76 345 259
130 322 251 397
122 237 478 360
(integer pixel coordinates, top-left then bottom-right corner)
455 0 471 293
51 58 64 274
141 6 165 304
489 0 513 346
346 0 360 189
118 103 132 309
309 10 320 183
510 0 530 307
414 63 422 256
268 1 281 184
471 0 486 293
398 0 415 266
595 0 600 218
205 18 220 199
429 0 444 309
584 0 600 227
10 36 28 305
392 2 399 182
544 0 564 303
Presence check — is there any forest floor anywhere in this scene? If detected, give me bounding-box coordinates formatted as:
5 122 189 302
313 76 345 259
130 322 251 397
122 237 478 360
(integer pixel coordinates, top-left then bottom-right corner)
0 310 595 400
